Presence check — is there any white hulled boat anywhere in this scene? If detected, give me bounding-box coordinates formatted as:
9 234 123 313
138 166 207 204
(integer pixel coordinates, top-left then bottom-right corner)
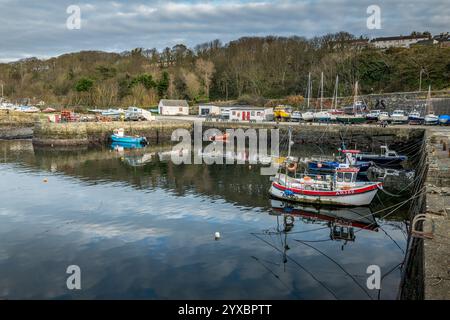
268 129 382 206
390 110 408 124
269 167 382 206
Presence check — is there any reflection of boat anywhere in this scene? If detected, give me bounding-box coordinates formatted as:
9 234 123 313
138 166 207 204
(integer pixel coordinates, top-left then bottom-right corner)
111 142 145 151
158 149 190 161
111 128 148 145
209 133 230 142
355 146 407 167
270 199 378 231
122 153 155 167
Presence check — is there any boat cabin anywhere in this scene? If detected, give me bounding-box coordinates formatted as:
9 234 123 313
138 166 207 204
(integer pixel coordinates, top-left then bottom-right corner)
381 146 399 157
335 167 359 186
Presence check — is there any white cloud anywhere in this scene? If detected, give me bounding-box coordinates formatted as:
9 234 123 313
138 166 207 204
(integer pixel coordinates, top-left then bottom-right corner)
0 0 448 61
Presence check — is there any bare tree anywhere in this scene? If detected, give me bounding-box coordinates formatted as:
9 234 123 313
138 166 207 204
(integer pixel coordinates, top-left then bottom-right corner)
195 59 215 98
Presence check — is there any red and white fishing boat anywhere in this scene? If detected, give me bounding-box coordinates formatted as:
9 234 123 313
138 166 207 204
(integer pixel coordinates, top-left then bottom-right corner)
269 164 382 207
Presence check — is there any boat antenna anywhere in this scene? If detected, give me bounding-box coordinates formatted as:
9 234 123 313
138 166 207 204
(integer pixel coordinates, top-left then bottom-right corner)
354 81 359 114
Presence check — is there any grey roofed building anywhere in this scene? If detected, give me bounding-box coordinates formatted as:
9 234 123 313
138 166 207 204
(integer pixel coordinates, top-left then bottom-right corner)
159 99 189 108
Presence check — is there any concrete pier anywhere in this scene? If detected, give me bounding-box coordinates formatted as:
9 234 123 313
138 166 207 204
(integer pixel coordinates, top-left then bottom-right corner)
424 127 450 300
32 119 192 146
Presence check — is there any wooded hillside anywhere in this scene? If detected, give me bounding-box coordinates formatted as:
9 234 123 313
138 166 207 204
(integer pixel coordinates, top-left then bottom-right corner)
1 32 449 107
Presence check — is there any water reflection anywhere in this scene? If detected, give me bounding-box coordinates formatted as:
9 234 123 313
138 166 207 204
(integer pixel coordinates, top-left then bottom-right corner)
0 140 408 299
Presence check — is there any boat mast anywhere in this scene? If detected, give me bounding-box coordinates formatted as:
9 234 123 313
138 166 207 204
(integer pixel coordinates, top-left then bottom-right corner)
320 72 324 112
307 72 311 110
353 81 359 114
333 75 339 110
427 85 433 114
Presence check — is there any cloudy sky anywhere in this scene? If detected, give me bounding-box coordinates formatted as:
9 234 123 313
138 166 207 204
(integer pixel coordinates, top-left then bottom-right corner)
0 0 448 62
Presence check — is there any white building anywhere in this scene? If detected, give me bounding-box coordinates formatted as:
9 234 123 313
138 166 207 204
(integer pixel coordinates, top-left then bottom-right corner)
371 35 430 49
229 106 274 122
199 105 221 117
158 99 189 116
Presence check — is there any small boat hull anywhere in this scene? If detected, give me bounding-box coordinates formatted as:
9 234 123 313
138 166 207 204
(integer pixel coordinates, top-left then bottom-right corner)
111 134 147 145
302 112 314 122
408 116 424 125
356 155 406 167
269 182 381 207
308 161 371 174
390 117 409 124
424 115 439 125
439 115 450 125
111 142 146 150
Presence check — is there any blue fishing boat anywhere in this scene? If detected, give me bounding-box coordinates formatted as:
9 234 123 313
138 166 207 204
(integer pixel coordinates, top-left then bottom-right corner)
111 128 148 146
439 115 450 125
308 160 371 174
307 149 372 175
355 146 407 167
408 110 424 125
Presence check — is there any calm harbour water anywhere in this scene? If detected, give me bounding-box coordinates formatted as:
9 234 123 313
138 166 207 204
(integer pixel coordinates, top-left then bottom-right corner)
0 140 409 300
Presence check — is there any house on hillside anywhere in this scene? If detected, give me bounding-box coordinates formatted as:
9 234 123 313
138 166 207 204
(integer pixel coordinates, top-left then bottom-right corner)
158 99 189 116
433 33 450 48
371 34 430 49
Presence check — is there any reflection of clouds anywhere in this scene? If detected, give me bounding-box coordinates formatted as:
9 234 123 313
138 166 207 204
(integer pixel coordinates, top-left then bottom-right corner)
0 144 409 300
59 223 170 243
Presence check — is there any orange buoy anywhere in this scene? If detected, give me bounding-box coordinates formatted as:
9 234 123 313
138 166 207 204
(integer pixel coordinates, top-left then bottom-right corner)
287 162 298 173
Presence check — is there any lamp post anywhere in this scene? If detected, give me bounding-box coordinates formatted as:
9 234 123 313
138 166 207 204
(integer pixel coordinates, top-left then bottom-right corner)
419 68 424 92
